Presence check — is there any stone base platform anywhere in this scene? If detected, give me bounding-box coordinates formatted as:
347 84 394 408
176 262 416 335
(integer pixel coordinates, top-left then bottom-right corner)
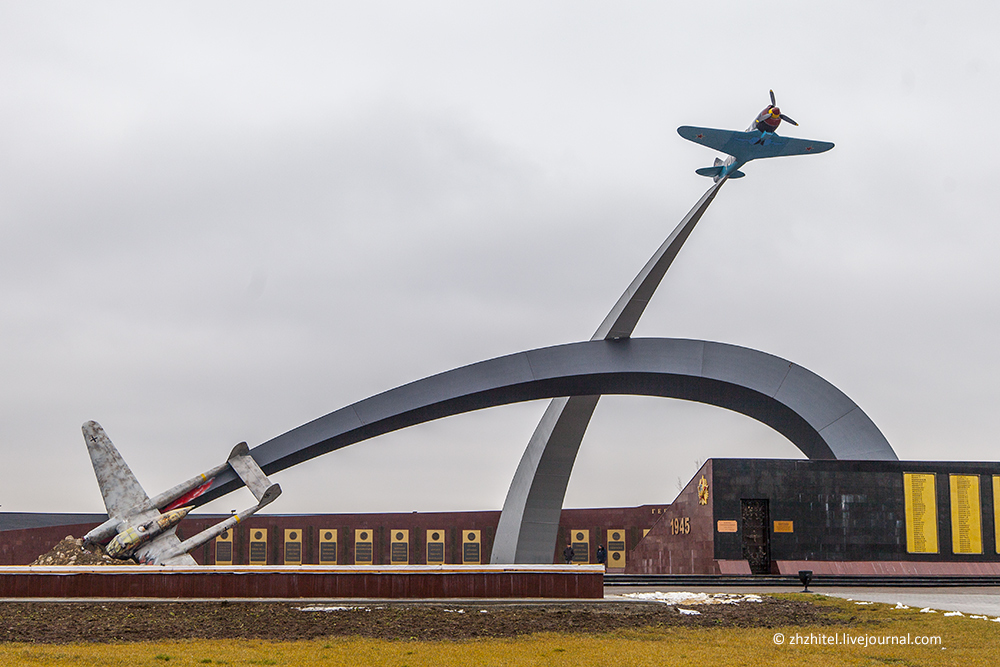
774 560 1000 577
0 564 604 599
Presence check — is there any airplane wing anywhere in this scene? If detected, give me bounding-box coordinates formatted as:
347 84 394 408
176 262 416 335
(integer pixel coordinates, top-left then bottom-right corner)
83 421 150 519
133 527 198 566
744 133 835 158
678 126 834 162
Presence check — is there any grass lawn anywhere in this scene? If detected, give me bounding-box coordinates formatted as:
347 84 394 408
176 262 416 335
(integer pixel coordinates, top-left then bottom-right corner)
2 594 998 666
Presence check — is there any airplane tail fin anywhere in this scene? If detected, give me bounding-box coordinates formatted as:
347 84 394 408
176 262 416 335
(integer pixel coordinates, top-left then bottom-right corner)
83 421 150 519
694 164 745 180
159 473 282 562
153 445 282 564
228 442 282 504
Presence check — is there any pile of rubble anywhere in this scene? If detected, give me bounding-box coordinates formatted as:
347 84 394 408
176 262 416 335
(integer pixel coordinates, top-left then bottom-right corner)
30 536 136 566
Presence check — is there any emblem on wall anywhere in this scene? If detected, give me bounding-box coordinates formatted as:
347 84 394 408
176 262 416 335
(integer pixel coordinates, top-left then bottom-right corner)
697 475 709 505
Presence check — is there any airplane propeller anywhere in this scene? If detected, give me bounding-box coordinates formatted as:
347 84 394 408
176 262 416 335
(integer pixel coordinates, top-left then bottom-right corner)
768 89 798 126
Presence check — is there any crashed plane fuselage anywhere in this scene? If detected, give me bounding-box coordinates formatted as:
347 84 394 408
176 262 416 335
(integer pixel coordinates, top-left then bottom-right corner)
105 506 192 559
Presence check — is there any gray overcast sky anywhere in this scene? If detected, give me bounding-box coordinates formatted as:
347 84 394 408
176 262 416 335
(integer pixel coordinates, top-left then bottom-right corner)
2 2 998 516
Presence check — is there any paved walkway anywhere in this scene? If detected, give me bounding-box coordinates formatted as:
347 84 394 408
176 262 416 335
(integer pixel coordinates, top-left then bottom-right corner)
607 585 1000 616
822 588 1000 616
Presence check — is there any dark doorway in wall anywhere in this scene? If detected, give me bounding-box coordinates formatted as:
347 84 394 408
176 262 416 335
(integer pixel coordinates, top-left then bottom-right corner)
741 499 771 574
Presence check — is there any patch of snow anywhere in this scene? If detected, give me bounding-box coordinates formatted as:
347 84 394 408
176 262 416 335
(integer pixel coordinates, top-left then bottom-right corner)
621 591 762 606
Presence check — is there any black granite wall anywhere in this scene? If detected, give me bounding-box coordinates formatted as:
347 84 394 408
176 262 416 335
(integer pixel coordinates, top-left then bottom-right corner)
711 459 1000 564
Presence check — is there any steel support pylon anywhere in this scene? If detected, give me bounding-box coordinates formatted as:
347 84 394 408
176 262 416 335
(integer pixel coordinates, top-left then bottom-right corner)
491 180 728 564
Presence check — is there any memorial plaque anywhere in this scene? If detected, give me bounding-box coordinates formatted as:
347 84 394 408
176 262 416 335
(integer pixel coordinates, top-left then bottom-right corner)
284 529 302 565
716 520 738 533
606 528 626 569
354 529 373 564
571 529 590 563
904 473 938 554
995 476 1000 555
390 529 409 564
949 474 982 554
319 529 337 565
773 521 794 533
249 529 268 565
215 529 234 566
426 529 445 564
462 530 481 564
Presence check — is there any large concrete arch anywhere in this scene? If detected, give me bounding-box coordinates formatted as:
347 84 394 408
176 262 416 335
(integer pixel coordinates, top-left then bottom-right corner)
196 337 896 507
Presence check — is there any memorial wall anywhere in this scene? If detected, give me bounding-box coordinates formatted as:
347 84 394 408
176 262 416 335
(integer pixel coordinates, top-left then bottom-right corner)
7 459 1000 574
711 459 1000 567
1 506 656 567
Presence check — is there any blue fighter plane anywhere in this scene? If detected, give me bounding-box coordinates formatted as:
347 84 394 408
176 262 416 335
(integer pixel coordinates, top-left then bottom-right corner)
678 90 834 183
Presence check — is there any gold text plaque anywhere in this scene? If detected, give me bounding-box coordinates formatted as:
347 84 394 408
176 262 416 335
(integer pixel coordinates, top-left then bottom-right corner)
716 520 738 533
994 476 1000 555
904 473 938 553
950 474 982 554
773 521 794 533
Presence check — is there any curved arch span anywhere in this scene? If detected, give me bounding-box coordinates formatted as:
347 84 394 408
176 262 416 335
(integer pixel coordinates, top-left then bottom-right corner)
196 337 896 504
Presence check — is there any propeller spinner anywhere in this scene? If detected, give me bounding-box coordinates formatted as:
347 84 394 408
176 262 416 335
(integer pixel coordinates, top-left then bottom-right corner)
767 89 798 126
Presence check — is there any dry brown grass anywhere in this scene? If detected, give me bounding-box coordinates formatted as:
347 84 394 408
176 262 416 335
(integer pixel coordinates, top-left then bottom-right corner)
2 595 998 666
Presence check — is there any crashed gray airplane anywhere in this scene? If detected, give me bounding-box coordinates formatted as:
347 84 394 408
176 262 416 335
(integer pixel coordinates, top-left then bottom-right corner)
81 421 280 565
